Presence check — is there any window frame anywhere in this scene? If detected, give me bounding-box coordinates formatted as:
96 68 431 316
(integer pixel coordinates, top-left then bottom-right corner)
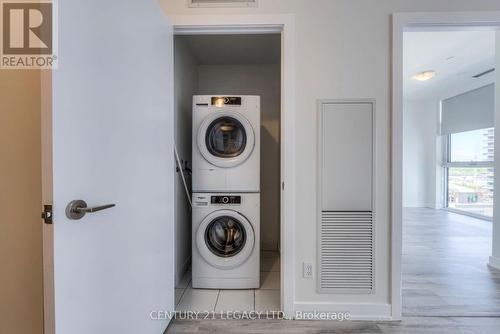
442 130 494 221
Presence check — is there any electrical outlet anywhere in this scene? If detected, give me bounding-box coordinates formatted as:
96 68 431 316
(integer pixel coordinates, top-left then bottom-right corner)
303 262 313 278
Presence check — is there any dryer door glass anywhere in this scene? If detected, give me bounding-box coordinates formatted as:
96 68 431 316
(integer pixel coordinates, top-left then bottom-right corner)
205 117 247 158
205 216 247 257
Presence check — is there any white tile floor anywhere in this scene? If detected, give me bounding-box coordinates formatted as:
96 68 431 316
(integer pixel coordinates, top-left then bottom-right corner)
175 251 280 312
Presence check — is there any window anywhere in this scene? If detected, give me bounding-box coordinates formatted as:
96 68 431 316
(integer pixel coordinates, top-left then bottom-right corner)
445 128 494 218
449 128 494 162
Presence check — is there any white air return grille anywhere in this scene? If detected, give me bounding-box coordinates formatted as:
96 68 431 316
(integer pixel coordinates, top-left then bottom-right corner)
319 211 374 294
189 0 257 8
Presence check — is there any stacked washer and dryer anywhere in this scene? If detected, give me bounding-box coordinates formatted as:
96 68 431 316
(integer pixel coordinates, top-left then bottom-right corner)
191 95 261 289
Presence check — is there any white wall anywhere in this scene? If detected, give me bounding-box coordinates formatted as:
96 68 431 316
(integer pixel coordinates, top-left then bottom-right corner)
174 37 198 286
403 99 440 208
162 0 500 318
197 64 281 251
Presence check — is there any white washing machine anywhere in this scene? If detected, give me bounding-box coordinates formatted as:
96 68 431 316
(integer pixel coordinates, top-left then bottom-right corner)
192 95 260 193
192 192 260 289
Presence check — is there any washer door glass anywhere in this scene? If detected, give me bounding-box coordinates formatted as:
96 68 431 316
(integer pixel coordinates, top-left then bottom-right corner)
205 216 247 257
205 116 247 158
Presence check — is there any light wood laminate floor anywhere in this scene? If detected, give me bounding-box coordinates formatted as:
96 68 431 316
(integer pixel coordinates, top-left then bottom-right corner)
403 208 500 316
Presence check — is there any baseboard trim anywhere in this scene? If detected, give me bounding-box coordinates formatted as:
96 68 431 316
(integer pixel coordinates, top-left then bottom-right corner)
403 204 433 208
293 302 392 321
489 256 500 271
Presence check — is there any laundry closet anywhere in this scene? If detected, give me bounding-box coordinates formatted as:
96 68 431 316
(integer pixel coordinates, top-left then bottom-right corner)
173 34 282 312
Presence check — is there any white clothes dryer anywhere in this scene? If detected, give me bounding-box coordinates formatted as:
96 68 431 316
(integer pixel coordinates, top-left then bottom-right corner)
192 95 260 193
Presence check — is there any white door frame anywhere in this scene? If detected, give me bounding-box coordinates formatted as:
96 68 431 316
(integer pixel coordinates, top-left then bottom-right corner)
391 11 500 319
170 14 296 317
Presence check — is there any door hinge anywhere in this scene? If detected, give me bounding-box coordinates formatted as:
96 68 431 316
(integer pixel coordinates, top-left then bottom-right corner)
282 181 285 190
41 205 53 224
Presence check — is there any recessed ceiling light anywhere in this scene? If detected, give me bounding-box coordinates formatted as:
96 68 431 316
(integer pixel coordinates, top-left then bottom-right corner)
412 70 436 81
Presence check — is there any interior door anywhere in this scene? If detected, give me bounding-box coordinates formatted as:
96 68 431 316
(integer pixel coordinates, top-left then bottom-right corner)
44 1 175 333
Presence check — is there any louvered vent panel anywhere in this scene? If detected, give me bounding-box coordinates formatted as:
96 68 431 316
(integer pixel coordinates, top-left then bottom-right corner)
189 0 257 7
319 211 374 294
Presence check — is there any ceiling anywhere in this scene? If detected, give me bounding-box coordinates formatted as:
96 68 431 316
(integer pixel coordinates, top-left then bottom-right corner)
404 31 495 101
177 34 281 65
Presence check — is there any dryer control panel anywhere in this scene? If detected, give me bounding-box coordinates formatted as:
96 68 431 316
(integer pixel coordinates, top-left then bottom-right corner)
211 195 241 205
211 96 242 106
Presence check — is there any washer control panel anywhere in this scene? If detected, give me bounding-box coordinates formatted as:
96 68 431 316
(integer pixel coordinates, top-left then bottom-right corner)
193 195 242 207
211 195 241 205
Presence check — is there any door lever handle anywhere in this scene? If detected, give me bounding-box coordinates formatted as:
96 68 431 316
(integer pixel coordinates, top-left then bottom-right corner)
66 200 115 220
77 204 115 213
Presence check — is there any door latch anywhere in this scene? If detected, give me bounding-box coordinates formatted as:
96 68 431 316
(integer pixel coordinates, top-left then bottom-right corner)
41 205 53 224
